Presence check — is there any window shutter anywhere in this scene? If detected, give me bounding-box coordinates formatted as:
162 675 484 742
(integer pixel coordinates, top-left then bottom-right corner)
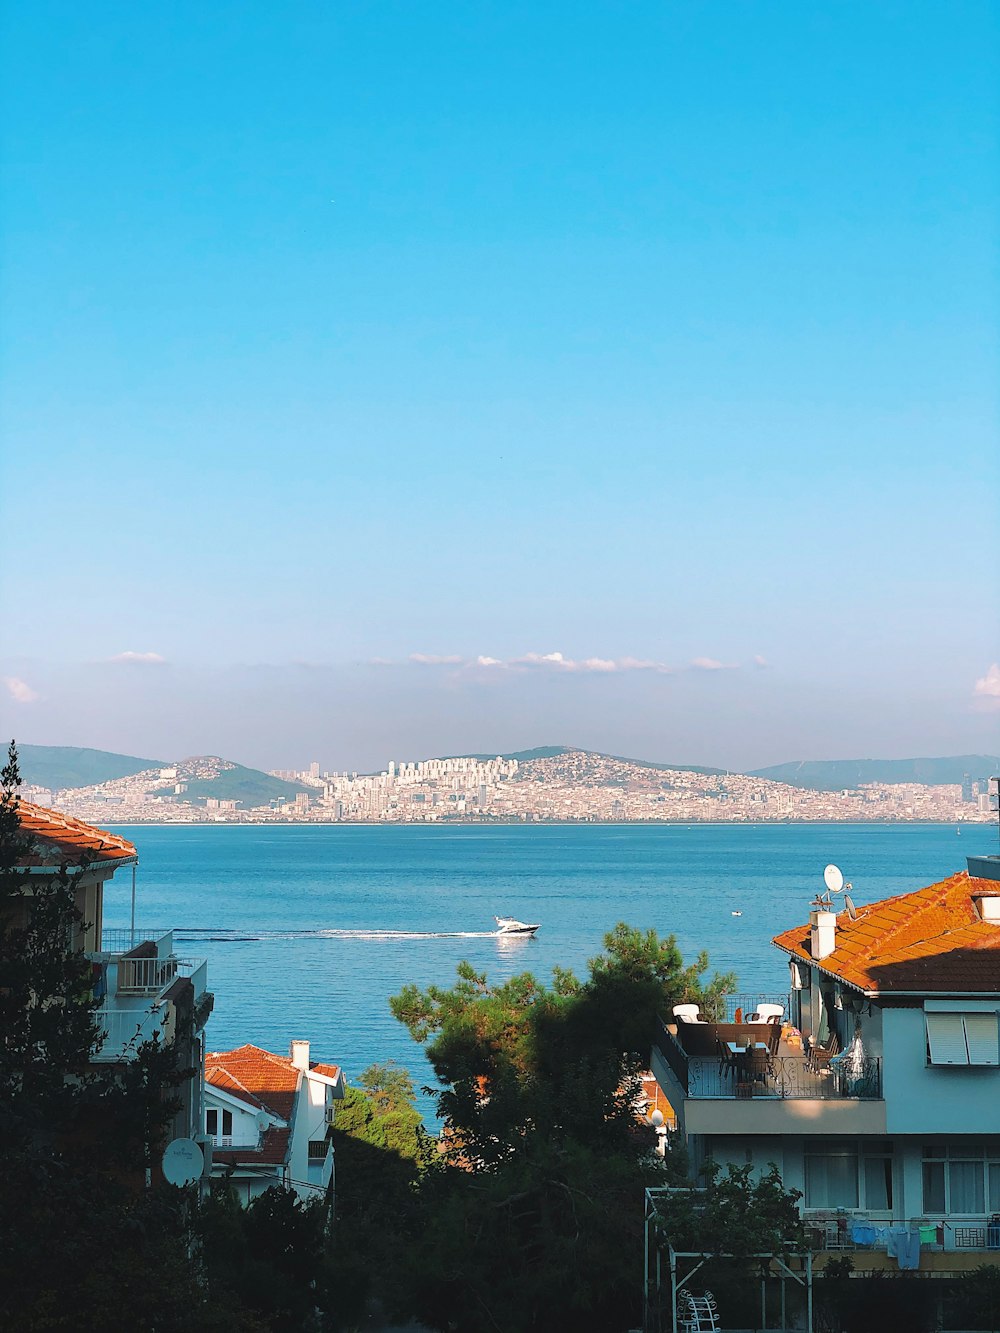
926 1013 969 1065
963 1013 999 1066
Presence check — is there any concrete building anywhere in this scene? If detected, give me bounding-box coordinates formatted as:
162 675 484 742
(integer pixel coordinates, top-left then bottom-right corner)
205 1041 345 1205
652 858 1000 1273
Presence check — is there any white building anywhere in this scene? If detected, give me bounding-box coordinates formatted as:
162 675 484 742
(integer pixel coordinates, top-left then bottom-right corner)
205 1040 345 1205
14 802 213 1155
652 857 1000 1275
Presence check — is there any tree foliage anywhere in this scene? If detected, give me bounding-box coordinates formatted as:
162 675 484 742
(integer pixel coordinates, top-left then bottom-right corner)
383 923 731 1330
652 1162 805 1260
391 922 734 1169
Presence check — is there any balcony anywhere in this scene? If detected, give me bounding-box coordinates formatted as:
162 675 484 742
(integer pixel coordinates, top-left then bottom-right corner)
652 1013 886 1135
87 930 209 1063
655 1017 881 1100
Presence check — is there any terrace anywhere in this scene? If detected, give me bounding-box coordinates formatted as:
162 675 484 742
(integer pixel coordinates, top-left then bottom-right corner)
653 994 882 1108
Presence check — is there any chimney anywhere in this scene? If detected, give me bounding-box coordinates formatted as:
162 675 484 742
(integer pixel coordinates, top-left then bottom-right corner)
289 1039 310 1072
809 909 837 960
973 894 1000 924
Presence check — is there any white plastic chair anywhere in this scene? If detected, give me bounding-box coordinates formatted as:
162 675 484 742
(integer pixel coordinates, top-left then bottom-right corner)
755 1003 785 1024
673 1003 703 1024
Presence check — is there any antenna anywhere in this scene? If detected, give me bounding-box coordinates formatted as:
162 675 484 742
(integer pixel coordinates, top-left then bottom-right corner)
824 864 845 895
813 863 847 907
161 1137 204 1187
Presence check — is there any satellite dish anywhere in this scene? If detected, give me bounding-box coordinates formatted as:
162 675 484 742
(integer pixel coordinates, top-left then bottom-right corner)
162 1137 204 1187
824 864 845 895
650 1108 665 1128
845 894 857 921
255 1111 270 1132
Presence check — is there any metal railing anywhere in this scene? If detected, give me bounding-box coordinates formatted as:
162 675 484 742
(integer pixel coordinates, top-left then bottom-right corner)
99 928 173 956
89 950 206 1000
806 1216 1000 1253
92 1005 167 1062
654 1017 689 1093
721 992 791 1023
653 1021 881 1100
687 1053 882 1100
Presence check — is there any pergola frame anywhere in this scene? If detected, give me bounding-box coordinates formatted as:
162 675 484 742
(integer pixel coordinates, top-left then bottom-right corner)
643 1187 814 1333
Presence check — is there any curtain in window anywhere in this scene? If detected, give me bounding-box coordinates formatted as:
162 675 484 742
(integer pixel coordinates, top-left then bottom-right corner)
989 1163 1000 1212
864 1157 892 1211
950 1161 985 1214
805 1154 859 1209
922 1161 946 1213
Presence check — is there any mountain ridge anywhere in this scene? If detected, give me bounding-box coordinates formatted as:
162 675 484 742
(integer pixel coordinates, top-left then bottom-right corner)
13 742 998 797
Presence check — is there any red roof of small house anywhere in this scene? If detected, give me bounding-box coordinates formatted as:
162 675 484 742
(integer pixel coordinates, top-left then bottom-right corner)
205 1043 341 1122
14 801 138 867
772 871 1000 994
212 1127 292 1168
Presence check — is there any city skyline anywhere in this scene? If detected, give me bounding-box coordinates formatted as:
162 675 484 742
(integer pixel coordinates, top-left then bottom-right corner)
2 4 998 765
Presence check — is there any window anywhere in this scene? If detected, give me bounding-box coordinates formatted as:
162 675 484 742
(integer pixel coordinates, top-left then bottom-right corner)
804 1140 894 1213
308 1139 329 1162
923 1145 1000 1215
926 1012 999 1066
205 1108 233 1141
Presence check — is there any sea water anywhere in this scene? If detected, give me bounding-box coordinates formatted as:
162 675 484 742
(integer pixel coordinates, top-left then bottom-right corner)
102 822 980 1112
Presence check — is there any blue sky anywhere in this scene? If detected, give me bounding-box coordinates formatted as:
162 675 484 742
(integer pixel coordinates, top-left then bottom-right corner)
1 2 998 771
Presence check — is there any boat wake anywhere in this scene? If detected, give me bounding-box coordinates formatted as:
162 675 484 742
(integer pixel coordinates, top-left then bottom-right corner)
171 928 503 943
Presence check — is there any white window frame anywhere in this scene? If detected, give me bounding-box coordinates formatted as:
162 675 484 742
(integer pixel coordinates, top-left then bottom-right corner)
803 1140 894 1214
926 1011 999 1066
922 1144 1000 1216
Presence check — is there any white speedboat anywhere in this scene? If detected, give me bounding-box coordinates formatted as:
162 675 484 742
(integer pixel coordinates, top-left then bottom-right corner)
494 916 540 937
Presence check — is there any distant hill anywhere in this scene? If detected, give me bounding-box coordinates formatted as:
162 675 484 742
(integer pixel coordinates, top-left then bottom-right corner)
752 755 1000 792
445 746 573 763
598 751 727 777
165 761 311 808
17 745 164 790
443 746 726 774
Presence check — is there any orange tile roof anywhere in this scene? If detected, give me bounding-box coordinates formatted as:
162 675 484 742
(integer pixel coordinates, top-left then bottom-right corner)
310 1062 342 1081
14 801 137 867
205 1044 301 1122
773 871 1000 994
205 1043 341 1120
212 1128 292 1168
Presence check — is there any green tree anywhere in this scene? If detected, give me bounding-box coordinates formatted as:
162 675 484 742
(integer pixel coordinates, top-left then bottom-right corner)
391 922 734 1166
386 924 727 1330
330 1064 436 1327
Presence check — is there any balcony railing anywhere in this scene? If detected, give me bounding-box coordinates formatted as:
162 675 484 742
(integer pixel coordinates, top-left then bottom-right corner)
99 927 172 955
92 1005 168 1062
806 1215 1000 1254
688 1052 881 1100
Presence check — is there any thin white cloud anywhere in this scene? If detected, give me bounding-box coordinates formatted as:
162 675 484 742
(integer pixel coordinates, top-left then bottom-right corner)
372 650 750 677
109 651 166 665
973 663 1000 710
2 676 40 704
394 651 682 675
753 654 770 669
